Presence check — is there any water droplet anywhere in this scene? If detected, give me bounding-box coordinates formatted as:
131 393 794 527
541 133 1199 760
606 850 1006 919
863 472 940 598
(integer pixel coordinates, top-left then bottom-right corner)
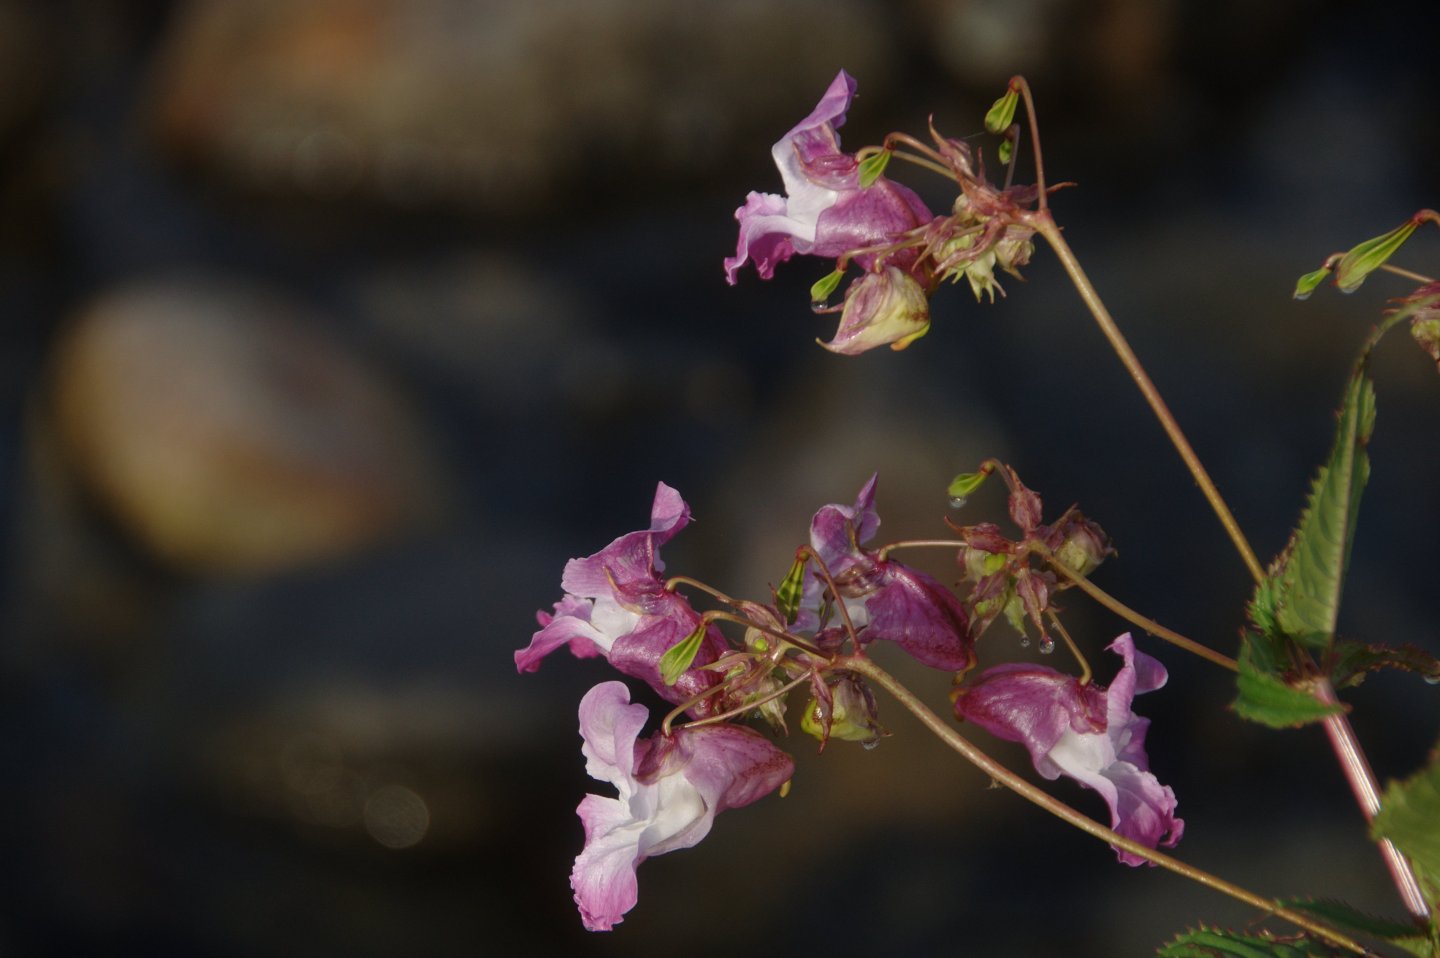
862 739 880 751
1425 674 1440 686
948 496 968 509
1018 637 1030 648
1038 635 1055 655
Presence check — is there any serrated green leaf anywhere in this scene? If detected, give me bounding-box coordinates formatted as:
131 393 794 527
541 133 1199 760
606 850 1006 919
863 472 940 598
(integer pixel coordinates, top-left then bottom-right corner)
775 550 809 625
1268 371 1375 653
1156 925 1338 957
1330 639 1440 689
1335 219 1420 292
1233 634 1344 728
1281 897 1428 944
1293 266 1333 300
658 621 707 686
857 149 891 188
810 268 845 303
1373 748 1440 904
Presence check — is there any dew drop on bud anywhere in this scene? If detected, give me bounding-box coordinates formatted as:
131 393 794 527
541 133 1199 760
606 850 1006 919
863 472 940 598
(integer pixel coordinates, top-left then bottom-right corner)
862 739 880 751
1426 674 1440 686
1038 636 1055 655
949 497 968 509
1019 637 1030 649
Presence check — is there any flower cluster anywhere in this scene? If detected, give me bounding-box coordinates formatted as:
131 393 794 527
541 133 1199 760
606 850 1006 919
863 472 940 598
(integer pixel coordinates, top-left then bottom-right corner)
948 462 1112 649
518 470 1180 930
726 71 1043 355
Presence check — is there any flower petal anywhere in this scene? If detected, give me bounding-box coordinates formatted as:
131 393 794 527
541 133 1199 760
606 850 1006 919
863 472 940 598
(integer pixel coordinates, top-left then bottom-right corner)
862 564 974 671
561 482 691 599
515 595 608 673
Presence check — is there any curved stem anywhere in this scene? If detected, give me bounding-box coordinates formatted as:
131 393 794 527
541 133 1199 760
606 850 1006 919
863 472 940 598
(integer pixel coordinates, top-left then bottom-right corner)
1049 561 1238 673
846 657 1373 955
1031 213 1266 583
1011 77 1047 210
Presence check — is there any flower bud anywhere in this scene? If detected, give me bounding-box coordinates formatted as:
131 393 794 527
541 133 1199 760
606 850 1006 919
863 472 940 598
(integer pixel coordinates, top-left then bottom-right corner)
821 267 931 355
1054 516 1112 578
801 675 884 747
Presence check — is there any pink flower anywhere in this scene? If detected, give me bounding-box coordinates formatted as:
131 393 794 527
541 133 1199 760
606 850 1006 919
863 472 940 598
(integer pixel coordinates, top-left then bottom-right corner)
571 681 794 931
516 483 727 712
724 70 933 285
801 475 974 672
953 633 1183 864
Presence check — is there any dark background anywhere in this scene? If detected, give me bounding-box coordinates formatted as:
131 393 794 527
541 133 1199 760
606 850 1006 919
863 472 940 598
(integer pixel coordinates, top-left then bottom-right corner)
1 1 1438 955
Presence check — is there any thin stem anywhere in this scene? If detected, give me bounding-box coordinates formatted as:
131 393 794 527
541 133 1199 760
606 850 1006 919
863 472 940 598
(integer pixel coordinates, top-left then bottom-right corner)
1379 262 1436 285
1315 679 1432 920
675 672 812 733
666 575 737 606
847 657 1373 955
1046 612 1092 684
876 539 964 561
704 610 830 660
883 131 951 169
1011 77 1048 210
1049 561 1238 673
1032 213 1266 583
889 149 960 183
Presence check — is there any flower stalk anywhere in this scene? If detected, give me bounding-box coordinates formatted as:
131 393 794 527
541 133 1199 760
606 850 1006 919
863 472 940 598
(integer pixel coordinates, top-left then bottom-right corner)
847 656 1371 956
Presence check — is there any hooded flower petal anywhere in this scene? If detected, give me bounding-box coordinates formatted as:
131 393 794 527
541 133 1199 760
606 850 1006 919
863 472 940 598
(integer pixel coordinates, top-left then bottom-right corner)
516 484 725 710
725 71 933 285
570 682 793 931
953 633 1183 864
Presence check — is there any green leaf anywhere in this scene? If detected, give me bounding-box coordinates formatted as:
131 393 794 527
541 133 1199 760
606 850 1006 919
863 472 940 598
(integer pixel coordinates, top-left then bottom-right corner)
857 149 891 188
1330 639 1440 689
1268 370 1376 652
1373 747 1440 909
658 621 707 686
774 550 809 625
1156 925 1338 957
1233 634 1344 728
1335 219 1420 292
810 268 845 303
985 88 1019 135
1280 898 1433 955
1292 266 1333 300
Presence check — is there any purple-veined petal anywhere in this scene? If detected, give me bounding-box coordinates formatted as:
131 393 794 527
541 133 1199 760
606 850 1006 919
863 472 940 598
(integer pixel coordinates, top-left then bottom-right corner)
515 594 609 672
562 483 691 599
568 681 793 932
862 564 975 671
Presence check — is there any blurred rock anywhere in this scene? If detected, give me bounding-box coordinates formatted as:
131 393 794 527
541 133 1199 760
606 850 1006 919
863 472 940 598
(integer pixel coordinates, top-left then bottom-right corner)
46 277 446 575
144 0 891 213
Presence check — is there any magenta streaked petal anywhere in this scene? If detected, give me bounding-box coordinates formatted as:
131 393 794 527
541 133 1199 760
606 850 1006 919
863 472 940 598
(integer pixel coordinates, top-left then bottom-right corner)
569 681 793 932
862 565 975 672
561 482 691 598
954 634 1182 865
515 595 608 672
571 793 644 931
725 191 804 284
